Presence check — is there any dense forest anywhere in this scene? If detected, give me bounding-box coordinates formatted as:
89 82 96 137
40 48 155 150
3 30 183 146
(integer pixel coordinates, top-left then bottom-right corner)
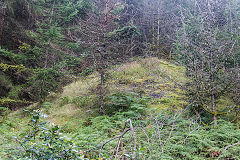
0 0 240 159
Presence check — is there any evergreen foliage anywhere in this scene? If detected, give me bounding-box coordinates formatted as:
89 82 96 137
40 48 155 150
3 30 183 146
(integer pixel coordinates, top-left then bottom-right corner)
0 0 240 159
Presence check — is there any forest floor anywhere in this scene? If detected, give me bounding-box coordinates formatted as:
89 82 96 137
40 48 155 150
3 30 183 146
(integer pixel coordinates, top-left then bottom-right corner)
1 57 240 159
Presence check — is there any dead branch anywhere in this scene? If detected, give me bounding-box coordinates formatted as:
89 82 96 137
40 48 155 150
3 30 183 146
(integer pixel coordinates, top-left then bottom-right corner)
85 119 136 159
84 128 130 153
225 142 240 151
113 119 136 159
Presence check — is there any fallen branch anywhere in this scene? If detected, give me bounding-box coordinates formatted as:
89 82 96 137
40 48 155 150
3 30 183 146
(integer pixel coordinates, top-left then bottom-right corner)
84 118 136 159
225 142 240 151
112 119 136 159
84 128 130 153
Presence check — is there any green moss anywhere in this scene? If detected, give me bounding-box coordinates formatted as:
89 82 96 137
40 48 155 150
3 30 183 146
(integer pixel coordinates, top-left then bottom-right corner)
134 78 146 84
149 104 172 110
107 57 189 110
151 95 187 110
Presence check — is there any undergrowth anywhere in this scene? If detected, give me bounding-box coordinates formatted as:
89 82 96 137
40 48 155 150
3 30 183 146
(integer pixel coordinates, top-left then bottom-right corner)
1 107 240 159
1 58 240 159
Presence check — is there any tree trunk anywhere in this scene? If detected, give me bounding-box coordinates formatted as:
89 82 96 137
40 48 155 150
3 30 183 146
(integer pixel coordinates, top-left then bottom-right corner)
0 2 6 46
99 69 105 114
211 84 217 126
210 50 217 126
235 107 239 128
44 0 55 68
157 3 160 54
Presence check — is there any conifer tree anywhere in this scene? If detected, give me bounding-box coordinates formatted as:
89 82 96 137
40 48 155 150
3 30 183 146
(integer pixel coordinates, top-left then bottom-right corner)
175 0 240 125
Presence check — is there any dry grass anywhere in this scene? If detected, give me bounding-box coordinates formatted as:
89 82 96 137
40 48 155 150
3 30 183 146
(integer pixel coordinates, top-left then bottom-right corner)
61 76 99 98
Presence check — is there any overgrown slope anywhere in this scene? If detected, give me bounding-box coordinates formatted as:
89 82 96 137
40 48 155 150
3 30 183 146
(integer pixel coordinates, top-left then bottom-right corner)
1 57 188 157
1 58 239 160
39 58 187 126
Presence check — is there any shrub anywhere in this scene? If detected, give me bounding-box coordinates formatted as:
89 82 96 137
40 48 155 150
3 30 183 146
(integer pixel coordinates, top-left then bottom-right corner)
12 110 85 160
104 92 150 116
27 67 63 102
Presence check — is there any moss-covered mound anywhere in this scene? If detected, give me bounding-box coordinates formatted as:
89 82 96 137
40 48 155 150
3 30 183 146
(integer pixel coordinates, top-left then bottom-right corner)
43 57 188 125
1 58 240 159
108 57 188 110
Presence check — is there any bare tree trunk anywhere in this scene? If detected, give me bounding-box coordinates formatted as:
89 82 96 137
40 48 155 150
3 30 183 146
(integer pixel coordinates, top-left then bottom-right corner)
210 50 217 126
44 0 55 68
157 1 160 54
99 68 105 113
98 0 110 114
211 83 217 126
235 107 239 128
0 2 6 47
130 36 134 57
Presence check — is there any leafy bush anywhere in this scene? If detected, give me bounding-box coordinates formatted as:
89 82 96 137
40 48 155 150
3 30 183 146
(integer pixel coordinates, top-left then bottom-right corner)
12 110 85 160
